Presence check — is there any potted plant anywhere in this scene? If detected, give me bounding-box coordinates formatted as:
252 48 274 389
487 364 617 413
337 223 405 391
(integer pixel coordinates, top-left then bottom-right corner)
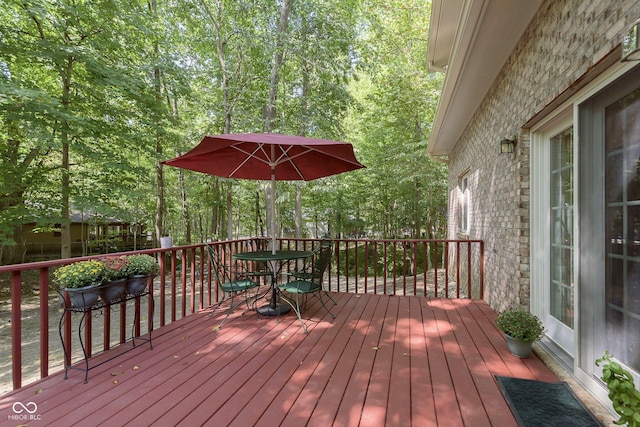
98 256 130 302
124 254 159 294
54 260 105 309
596 351 640 427
495 308 545 358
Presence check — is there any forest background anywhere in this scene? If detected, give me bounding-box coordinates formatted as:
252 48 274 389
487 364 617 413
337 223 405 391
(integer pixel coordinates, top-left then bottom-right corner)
0 0 446 265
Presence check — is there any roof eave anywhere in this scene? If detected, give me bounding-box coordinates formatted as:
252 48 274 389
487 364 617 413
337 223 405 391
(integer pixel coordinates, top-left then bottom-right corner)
427 0 543 157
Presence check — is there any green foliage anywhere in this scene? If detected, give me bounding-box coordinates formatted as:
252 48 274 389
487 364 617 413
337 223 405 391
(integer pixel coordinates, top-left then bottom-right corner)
336 241 444 277
0 0 448 258
53 260 105 289
495 308 545 343
125 254 159 276
596 351 640 426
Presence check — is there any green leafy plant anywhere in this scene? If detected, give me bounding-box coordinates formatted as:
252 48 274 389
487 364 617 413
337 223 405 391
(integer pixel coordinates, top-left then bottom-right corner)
99 256 130 281
495 308 545 343
53 260 105 289
596 351 640 426
125 254 159 276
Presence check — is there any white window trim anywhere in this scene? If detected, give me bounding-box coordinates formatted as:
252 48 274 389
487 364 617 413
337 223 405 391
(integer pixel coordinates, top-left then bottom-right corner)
531 110 574 355
459 173 470 235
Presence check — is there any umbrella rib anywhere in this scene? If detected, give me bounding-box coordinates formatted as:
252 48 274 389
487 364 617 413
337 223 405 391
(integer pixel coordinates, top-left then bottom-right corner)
229 144 270 177
273 146 308 180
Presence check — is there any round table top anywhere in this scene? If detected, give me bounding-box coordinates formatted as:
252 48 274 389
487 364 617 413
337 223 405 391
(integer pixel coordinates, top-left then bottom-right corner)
233 249 313 262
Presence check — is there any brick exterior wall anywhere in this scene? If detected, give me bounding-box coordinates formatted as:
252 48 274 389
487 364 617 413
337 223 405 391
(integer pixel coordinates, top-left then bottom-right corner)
446 0 640 312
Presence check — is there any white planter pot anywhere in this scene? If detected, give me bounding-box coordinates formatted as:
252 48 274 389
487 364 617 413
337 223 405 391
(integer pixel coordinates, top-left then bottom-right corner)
160 236 173 248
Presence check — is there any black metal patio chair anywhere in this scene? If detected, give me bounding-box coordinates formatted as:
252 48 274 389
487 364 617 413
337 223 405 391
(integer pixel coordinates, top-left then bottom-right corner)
206 245 261 330
279 243 337 333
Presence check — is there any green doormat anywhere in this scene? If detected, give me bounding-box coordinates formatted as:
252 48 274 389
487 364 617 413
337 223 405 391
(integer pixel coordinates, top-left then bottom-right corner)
495 376 603 427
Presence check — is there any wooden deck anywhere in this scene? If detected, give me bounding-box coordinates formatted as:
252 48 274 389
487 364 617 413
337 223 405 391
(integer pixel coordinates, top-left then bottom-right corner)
0 292 558 426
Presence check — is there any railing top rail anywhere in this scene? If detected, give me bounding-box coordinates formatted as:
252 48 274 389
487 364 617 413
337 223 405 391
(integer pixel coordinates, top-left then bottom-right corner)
0 238 484 272
0 243 207 273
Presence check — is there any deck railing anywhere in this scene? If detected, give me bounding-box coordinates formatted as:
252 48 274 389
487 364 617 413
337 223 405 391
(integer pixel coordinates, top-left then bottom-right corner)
0 238 483 392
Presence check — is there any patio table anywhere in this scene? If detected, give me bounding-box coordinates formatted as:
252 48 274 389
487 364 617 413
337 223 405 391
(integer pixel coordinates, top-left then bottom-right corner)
233 250 312 316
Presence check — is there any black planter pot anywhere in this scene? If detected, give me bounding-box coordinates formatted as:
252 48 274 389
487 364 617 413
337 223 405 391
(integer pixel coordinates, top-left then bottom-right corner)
126 275 150 295
100 279 127 303
61 286 101 309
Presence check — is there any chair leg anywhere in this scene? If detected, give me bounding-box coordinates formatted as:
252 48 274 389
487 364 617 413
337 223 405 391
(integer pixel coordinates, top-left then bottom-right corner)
324 290 338 306
211 288 260 330
279 292 308 333
207 290 234 330
316 291 336 319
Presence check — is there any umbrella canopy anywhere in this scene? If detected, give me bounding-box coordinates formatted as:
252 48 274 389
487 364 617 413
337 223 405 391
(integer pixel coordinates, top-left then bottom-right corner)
162 133 365 252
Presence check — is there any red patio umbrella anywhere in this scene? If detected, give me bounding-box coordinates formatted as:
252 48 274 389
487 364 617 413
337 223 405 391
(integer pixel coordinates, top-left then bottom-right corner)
162 133 365 252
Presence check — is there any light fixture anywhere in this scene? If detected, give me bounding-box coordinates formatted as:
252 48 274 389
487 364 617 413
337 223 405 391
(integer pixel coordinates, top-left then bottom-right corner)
498 138 517 155
622 17 640 62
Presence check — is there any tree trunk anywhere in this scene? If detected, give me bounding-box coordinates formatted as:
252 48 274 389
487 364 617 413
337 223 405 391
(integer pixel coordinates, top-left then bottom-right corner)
179 168 191 244
226 181 233 240
294 15 309 240
262 0 291 243
60 55 73 259
210 178 220 239
202 0 235 241
151 0 165 247
263 0 290 132
295 186 302 239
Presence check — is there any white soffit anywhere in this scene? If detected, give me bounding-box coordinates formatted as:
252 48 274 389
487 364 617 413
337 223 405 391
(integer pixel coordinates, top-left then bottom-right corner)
427 0 543 157
427 0 464 71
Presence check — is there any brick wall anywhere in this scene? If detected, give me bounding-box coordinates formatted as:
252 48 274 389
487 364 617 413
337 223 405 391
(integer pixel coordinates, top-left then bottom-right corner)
446 0 640 312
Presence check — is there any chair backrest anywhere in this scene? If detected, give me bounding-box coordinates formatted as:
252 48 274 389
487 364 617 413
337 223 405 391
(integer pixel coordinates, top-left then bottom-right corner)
206 245 232 283
294 239 333 274
250 237 269 252
310 244 333 284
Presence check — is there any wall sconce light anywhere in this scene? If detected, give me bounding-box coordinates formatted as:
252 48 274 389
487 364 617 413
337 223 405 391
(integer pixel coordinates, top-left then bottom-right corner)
622 18 640 62
498 138 517 155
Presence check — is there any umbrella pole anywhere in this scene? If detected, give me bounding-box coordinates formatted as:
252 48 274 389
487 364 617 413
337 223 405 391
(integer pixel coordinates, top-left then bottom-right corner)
271 170 277 255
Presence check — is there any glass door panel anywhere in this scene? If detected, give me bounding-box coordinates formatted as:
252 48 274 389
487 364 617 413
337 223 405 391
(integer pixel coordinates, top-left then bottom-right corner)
550 127 574 330
604 86 640 371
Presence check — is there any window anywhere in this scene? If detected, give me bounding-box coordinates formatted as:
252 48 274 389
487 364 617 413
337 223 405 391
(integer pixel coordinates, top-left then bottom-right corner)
459 174 470 234
550 127 574 329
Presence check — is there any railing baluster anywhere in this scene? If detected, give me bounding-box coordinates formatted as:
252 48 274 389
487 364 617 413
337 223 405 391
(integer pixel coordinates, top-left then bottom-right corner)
119 300 126 344
11 270 22 390
444 241 449 298
373 242 378 294
354 241 359 293
345 241 351 292
181 249 188 318
159 252 166 327
171 251 177 322
199 246 205 311
38 267 49 379
393 241 397 296
190 247 196 314
104 308 111 350
467 241 472 299
434 242 439 298
364 241 369 294
480 241 485 299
